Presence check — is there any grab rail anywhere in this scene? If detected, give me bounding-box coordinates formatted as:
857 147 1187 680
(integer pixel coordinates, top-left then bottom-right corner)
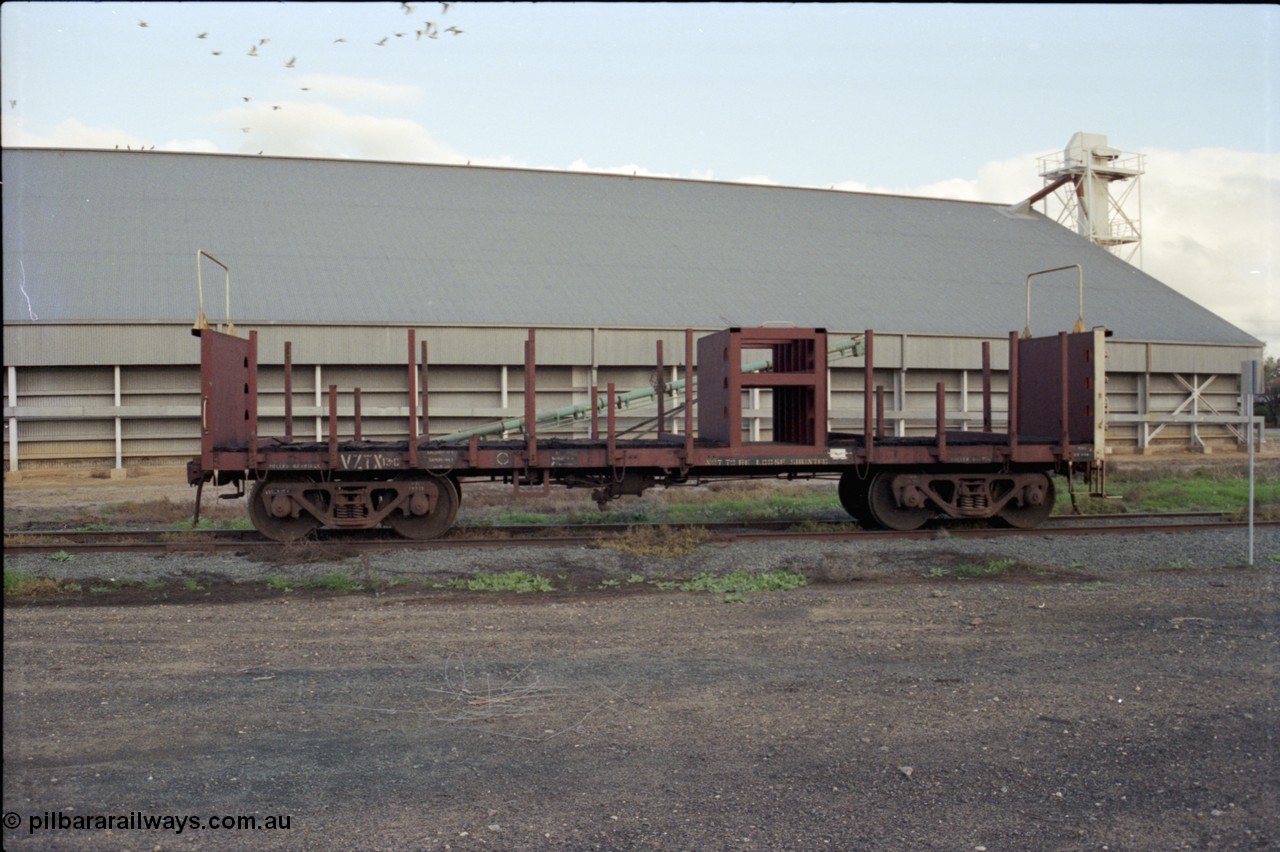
1023 264 1085 339
193 250 235 336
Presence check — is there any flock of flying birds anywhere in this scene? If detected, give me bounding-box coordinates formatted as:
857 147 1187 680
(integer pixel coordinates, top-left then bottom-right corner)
115 1 463 153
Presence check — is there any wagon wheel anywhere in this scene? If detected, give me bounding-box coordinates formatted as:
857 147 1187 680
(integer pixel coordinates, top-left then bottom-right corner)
248 476 321 542
838 469 878 528
385 473 460 540
866 470 934 531
994 473 1055 529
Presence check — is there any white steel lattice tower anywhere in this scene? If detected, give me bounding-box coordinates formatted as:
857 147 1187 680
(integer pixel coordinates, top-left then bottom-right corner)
1036 132 1145 266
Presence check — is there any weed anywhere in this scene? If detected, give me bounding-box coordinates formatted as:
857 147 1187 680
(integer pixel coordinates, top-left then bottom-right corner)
89 585 114 594
48 550 75 563
927 559 1017 579
182 578 205 591
4 568 31 594
449 571 554 593
311 572 364 592
789 519 860 533
142 579 166 590
265 576 293 591
597 526 711 558
9 577 65 596
678 570 808 594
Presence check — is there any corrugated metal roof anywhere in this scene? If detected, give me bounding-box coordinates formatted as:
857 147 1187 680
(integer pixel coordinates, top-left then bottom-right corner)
1 148 1260 345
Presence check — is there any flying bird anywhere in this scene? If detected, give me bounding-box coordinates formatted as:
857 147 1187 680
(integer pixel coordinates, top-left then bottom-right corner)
196 32 208 39
8 100 15 109
284 56 296 68
446 26 463 35
242 96 251 102
211 49 223 55
440 2 452 13
248 45 259 56
401 2 416 13
241 127 251 133
137 20 148 28
375 36 388 46
258 38 270 45
333 37 347 43
272 105 282 111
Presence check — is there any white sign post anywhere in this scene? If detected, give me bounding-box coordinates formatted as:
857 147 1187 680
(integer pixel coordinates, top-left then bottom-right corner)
1242 360 1260 566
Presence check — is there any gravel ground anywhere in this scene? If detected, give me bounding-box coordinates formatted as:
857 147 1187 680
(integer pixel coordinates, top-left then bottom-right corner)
4 465 1279 851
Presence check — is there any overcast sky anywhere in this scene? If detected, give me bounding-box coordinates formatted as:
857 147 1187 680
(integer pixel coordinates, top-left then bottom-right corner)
3 2 1276 355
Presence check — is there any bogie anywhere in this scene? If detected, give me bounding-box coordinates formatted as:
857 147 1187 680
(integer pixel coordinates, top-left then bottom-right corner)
838 468 1059 530
245 473 461 542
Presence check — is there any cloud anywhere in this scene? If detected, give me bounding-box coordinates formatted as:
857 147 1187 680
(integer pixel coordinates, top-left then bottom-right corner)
294 74 422 104
1 115 147 150
215 102 464 163
563 159 687 179
826 147 1277 355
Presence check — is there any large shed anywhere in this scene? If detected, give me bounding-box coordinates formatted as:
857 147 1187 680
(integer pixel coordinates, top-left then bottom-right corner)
2 148 1263 470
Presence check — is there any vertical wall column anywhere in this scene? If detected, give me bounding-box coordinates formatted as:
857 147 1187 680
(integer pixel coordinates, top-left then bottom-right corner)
314 365 323 441
7 365 17 473
113 365 123 470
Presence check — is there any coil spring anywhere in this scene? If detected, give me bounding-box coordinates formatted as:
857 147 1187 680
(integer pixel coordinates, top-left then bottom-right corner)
334 502 368 520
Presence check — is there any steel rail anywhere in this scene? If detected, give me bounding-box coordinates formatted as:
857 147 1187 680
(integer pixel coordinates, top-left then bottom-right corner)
1 511 1244 543
6 519 1275 556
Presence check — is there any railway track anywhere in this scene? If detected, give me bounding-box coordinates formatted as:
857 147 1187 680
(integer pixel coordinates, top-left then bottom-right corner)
5 513 1271 556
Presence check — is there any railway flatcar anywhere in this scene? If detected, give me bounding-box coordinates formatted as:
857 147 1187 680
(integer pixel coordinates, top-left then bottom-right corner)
186 258 1107 541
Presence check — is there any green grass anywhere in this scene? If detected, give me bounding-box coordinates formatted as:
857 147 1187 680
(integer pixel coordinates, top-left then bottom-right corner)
1066 464 1280 516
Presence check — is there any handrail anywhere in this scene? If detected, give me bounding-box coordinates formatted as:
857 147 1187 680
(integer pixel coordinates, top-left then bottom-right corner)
1023 264 1085 339
194 250 235 336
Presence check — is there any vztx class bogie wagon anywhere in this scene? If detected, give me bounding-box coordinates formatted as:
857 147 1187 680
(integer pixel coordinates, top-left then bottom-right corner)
188 291 1108 542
